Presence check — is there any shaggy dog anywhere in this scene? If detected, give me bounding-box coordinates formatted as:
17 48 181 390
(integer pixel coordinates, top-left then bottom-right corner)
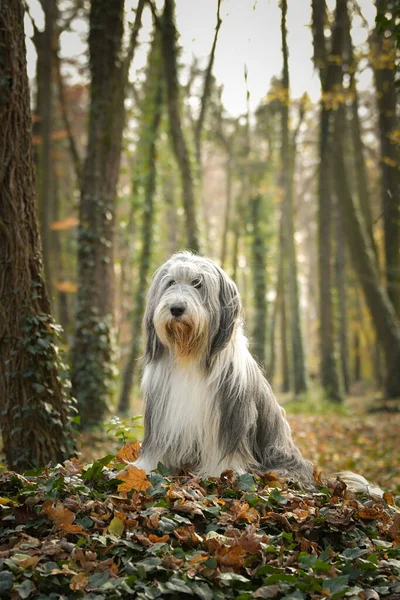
134 251 382 497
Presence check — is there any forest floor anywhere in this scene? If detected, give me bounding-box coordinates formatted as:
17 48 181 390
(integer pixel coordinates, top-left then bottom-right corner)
1 389 400 599
78 389 400 494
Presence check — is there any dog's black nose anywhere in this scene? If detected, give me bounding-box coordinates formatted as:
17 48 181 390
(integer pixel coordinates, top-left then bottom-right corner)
170 303 186 317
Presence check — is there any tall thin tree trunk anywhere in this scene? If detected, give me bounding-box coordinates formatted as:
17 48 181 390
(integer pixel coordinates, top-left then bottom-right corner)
334 197 351 393
250 195 267 368
280 0 307 395
118 33 163 414
33 0 57 300
220 152 232 270
52 168 70 332
0 0 75 471
372 5 400 317
160 0 200 252
311 0 344 402
71 0 145 427
280 256 291 393
353 329 361 382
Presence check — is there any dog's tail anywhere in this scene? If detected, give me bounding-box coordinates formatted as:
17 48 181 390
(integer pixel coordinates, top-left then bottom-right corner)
337 471 384 498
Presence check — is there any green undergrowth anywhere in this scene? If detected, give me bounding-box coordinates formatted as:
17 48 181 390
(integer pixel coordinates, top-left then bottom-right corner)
1 451 400 600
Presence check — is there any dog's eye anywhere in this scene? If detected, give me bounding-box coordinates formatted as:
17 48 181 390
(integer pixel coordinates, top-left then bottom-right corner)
167 280 175 288
191 278 202 289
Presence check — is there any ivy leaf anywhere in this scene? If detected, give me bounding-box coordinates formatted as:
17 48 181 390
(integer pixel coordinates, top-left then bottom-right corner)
237 473 257 492
0 571 13 593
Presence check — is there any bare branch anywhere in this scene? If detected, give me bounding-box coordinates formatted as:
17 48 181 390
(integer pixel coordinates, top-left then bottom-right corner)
122 0 146 81
146 0 160 27
23 1 41 39
194 0 222 164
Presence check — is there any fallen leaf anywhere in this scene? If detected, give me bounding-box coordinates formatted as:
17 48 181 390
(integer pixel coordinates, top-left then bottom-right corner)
117 466 151 493
108 516 124 537
42 500 75 529
69 573 88 592
116 443 141 463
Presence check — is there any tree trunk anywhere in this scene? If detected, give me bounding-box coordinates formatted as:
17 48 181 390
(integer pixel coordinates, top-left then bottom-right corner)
279 257 291 393
71 0 145 427
372 6 400 317
0 0 75 471
333 105 400 398
311 0 345 402
220 150 233 270
334 197 351 393
33 0 57 300
118 33 163 414
280 0 307 395
249 195 267 368
353 329 361 382
160 0 200 252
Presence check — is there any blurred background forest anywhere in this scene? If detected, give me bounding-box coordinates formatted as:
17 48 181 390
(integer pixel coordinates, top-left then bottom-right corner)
1 0 400 484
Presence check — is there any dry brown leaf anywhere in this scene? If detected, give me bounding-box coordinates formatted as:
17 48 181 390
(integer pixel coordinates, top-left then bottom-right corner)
216 543 246 568
62 523 84 534
43 500 75 529
117 466 151 493
116 442 141 463
16 555 40 569
148 534 169 543
69 572 89 592
358 507 385 520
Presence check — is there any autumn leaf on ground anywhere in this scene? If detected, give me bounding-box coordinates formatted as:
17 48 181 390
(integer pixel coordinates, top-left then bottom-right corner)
117 465 151 493
108 516 125 537
116 442 141 463
42 500 75 529
69 573 88 592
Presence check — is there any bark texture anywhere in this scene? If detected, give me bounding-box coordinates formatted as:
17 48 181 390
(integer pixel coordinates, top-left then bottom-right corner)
0 0 75 471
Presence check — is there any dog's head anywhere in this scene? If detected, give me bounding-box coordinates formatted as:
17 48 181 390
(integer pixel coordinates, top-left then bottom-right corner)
144 252 241 364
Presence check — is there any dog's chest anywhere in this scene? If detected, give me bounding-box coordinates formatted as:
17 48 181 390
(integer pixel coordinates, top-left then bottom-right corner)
145 361 217 449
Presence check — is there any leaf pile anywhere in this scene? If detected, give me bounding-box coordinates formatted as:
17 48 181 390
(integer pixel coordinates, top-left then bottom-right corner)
1 447 400 599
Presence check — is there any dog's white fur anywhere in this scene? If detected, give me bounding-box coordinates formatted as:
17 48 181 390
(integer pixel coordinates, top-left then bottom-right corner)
134 252 383 497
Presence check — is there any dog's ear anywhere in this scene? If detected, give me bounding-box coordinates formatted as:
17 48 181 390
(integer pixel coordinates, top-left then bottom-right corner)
143 266 166 363
209 268 241 361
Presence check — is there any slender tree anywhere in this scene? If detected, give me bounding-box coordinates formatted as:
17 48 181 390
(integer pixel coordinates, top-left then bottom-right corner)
334 197 351 393
280 0 308 395
118 32 164 414
0 0 75 471
159 0 200 252
372 2 400 317
31 0 57 298
311 0 344 402
249 195 268 367
71 0 145 427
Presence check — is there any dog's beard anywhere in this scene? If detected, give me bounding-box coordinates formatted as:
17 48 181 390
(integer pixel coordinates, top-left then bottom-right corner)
164 318 207 358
